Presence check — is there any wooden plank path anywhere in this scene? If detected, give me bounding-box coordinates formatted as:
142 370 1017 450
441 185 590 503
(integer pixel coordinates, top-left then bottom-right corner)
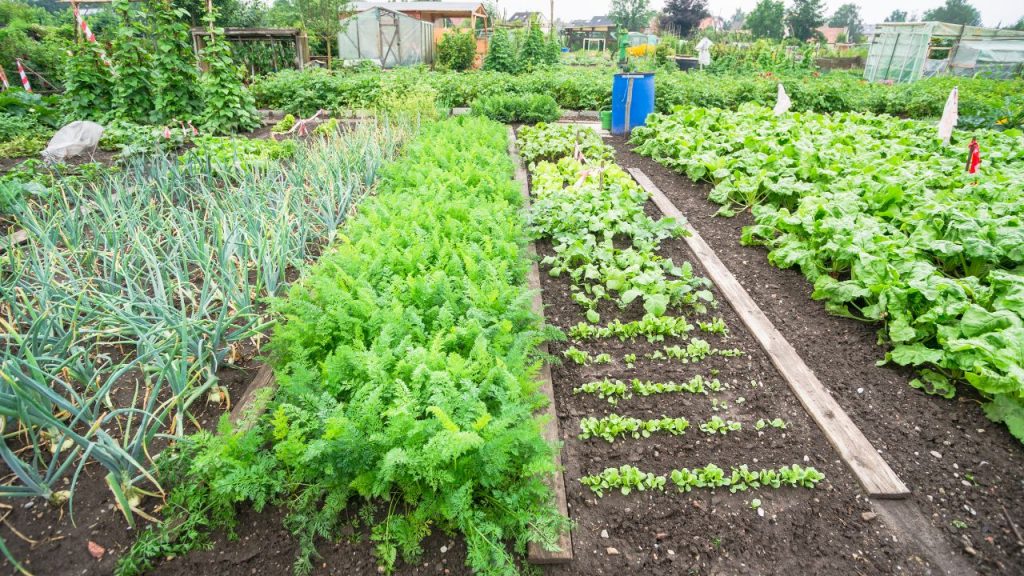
628 167 910 499
509 128 574 564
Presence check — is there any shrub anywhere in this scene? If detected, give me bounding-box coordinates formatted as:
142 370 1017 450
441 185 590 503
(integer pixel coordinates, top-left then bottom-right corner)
470 93 561 123
436 28 477 71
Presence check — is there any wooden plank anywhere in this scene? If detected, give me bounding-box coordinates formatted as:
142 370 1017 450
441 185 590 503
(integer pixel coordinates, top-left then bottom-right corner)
628 167 910 499
228 364 278 433
509 128 574 563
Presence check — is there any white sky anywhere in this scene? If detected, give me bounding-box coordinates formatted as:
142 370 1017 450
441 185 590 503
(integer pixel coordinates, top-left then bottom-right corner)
493 0 1024 29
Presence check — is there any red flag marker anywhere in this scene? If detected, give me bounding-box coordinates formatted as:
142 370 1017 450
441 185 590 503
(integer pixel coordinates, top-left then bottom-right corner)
0 66 9 90
966 138 981 174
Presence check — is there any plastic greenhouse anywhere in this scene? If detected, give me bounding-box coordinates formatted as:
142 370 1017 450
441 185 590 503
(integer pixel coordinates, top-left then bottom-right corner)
338 7 435 68
864 22 1024 83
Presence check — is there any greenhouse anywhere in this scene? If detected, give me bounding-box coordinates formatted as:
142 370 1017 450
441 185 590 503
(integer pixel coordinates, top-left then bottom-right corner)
337 6 435 68
865 21 1024 83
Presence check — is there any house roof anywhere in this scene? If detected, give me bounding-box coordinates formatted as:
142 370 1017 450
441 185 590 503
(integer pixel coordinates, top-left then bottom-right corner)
816 26 848 44
350 2 486 15
568 15 613 27
509 11 544 22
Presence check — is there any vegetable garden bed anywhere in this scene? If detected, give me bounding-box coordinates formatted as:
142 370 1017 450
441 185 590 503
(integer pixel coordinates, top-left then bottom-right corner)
514 123 944 575
612 131 1024 575
0 122 408 575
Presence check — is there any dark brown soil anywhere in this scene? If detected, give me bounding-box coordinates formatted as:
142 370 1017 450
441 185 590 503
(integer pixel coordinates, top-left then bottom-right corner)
534 214 928 575
608 135 1024 575
0 347 262 576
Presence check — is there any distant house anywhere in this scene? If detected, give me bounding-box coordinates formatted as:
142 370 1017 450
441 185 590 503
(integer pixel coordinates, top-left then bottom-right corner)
507 11 550 33
563 16 616 51
816 26 848 45
698 17 725 32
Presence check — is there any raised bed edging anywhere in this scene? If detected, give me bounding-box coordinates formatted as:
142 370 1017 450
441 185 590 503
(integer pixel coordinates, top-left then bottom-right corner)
508 127 575 564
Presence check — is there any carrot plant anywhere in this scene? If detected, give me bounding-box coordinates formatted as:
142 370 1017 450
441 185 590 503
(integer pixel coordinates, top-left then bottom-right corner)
120 117 569 576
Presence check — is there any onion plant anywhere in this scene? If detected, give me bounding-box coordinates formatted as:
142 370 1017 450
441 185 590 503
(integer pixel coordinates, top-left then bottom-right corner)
0 120 410 517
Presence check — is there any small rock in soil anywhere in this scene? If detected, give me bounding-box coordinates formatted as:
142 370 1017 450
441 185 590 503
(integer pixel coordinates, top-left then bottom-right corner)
964 546 978 556
87 541 105 559
600 529 609 539
930 450 943 459
655 532 668 540
862 512 877 522
607 547 620 555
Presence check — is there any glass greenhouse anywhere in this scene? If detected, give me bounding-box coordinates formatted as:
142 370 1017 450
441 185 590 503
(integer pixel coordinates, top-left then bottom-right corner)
864 22 1024 83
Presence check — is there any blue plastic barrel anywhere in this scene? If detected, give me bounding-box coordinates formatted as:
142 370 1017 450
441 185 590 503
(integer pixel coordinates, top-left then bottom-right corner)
611 73 655 135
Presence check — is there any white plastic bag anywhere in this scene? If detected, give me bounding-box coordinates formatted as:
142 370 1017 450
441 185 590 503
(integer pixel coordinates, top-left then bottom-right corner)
773 83 791 116
696 38 713 68
42 121 104 163
937 86 958 145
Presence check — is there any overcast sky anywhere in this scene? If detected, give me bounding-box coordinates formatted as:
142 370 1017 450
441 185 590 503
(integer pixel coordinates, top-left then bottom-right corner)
493 0 1024 29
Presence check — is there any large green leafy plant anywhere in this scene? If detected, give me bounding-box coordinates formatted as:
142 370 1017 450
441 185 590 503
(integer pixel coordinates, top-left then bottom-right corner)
436 27 477 71
483 28 517 73
110 0 156 122
197 10 260 134
62 41 115 121
632 104 1024 441
150 0 203 123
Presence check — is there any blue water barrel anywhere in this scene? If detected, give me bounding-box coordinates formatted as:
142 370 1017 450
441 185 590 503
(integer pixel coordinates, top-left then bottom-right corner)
611 73 655 135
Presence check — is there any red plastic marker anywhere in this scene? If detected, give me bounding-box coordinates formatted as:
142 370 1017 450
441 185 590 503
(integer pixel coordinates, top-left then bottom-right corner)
16 59 31 93
966 138 981 174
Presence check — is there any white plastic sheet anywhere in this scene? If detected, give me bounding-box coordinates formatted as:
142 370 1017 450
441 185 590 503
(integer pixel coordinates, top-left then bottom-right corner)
42 121 104 163
937 86 958 145
696 38 713 68
773 83 791 116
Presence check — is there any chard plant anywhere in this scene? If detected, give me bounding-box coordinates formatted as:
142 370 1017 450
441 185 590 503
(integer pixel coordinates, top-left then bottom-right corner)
631 104 1024 443
569 314 694 342
699 416 742 435
579 414 690 443
581 463 825 497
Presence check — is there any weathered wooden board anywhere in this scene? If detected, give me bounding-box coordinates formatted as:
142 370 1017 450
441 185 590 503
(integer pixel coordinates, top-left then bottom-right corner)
228 364 277 433
629 167 910 499
509 128 574 563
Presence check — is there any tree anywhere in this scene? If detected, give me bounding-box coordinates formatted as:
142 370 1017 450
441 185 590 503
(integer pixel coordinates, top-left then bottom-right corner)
1012 16 1024 31
294 0 347 67
746 0 785 39
829 3 863 41
659 0 708 37
173 0 267 27
728 8 746 30
922 0 981 26
786 0 826 41
483 28 516 73
884 9 908 22
610 0 654 32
